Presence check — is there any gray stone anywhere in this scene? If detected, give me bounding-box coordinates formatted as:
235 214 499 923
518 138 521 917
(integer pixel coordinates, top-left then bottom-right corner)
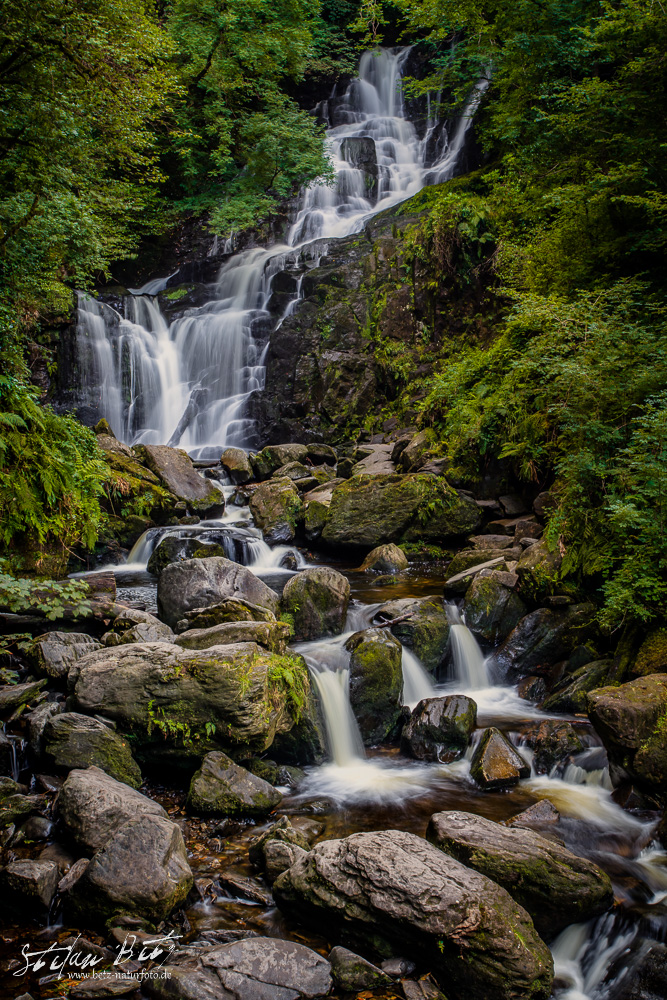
463 573 527 644
401 695 477 762
221 447 254 484
26 701 63 756
281 567 350 641
43 713 142 787
373 597 449 671
359 543 408 574
2 859 59 909
493 605 598 681
175 620 290 654
157 557 279 628
181 598 277 630
134 444 224 514
187 752 282 817
329 946 391 991
24 632 102 680
249 478 304 544
346 628 403 744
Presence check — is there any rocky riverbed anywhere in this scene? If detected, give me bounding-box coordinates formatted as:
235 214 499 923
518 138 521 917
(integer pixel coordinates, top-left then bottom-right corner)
0 431 665 1000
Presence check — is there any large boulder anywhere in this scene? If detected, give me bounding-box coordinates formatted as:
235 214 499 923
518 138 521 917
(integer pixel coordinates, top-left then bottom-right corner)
426 810 613 938
302 481 341 543
175 619 290 654
249 478 305 544
253 444 309 479
68 814 193 924
187 752 282 816
71 642 315 765
157 557 279 628
492 605 598 680
58 766 167 853
444 549 522 596
587 674 667 798
273 830 553 1000
373 597 449 671
24 632 102 681
401 695 477 762
281 567 350 641
42 713 142 788
359 542 408 574
345 629 403 744
221 447 254 484
321 474 480 548
134 444 224 515
463 574 527 644
145 937 332 1000
470 727 531 790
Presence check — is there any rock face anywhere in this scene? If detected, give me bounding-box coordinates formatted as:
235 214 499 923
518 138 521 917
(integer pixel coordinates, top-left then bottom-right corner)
146 937 332 1000
470 728 531 790
24 632 102 680
68 815 193 923
58 766 167 853
401 695 477 762
43 713 142 787
427 810 613 938
175 620 290 654
249 477 304 544
134 444 224 514
463 574 527 644
281 567 350 641
588 674 667 797
187 752 282 816
157 557 279 628
273 830 553 1000
321 474 480 548
359 543 408 574
374 597 449 671
493 605 598 680
72 642 313 764
345 629 403 744
221 447 254 484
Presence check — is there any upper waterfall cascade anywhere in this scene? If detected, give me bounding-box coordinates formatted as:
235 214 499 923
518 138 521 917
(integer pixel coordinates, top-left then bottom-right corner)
76 48 486 458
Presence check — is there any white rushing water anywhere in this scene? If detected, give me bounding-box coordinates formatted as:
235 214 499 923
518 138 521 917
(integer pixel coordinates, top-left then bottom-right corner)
75 48 487 457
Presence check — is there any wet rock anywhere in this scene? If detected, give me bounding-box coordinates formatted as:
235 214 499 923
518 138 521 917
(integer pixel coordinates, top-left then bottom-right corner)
24 632 102 681
515 539 563 598
1 859 59 910
427 810 613 938
542 659 613 714
321 474 480 548
630 627 667 678
588 674 667 798
329 946 391 991
263 840 310 883
180 598 277 630
493 605 598 681
444 549 521 595
359 542 408 574
346 628 403 743
187 752 282 816
175 619 290 654
302 480 343 542
382 957 416 977
401 695 477 762
43 713 142 787
21 815 53 840
221 447 254 484
521 720 584 774
68 814 193 924
340 135 378 198
146 936 332 1000
244 759 305 787
134 444 224 515
401 976 447 1000
157 556 279 628
273 829 553 1000
252 444 309 479
374 597 449 671
626 943 667 1000
0 679 47 716
505 800 561 830
470 727 531 790
250 477 305 544
517 676 547 702
281 567 350 641
462 572 528 644
147 535 229 576
58 766 167 852
72 642 313 764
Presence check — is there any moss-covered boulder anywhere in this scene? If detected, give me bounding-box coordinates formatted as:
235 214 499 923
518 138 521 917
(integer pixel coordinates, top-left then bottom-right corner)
359 543 408 574
345 629 403 744
321 474 480 548
587 674 667 799
157 557 279 628
146 534 230 576
630 627 667 678
24 632 102 681
515 539 563 600
281 567 350 641
373 597 449 671
252 444 309 479
43 712 142 788
71 641 316 766
179 598 276 631
221 447 254 484
541 659 613 714
273 461 313 482
444 549 522 595
471 727 531 790
273 830 554 1000
462 573 527 644
401 695 477 762
249 477 305 544
187 751 282 816
134 444 224 515
329 947 392 992
174 619 290 654
303 480 342 542
427 810 613 939
493 605 598 681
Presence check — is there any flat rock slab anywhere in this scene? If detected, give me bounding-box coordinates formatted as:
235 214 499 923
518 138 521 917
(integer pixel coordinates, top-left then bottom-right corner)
427 809 613 938
273 829 553 1000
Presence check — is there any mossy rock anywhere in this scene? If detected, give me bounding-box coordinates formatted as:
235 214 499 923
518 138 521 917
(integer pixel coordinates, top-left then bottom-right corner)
249 477 305 544
374 596 449 671
541 660 613 714
345 628 403 744
281 567 350 641
43 712 142 788
463 572 527 643
187 751 282 816
147 535 228 576
631 627 667 678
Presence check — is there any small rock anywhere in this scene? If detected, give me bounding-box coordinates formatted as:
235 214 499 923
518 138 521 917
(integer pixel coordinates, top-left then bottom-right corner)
505 799 560 829
401 976 448 1000
221 447 254 484
401 695 476 762
359 543 408 574
517 676 547 702
470 727 531 790
329 945 391 991
382 957 416 977
521 720 584 774
187 752 282 816
2 859 59 909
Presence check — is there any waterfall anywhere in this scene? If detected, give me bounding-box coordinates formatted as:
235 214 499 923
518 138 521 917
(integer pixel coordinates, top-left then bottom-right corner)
445 604 491 688
401 647 436 707
75 47 486 455
309 667 366 767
